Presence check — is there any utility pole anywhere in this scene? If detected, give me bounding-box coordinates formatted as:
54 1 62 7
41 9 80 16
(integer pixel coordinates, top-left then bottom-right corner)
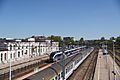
105 41 110 80
9 44 12 80
9 53 11 80
39 42 40 56
105 42 108 67
112 40 116 80
61 41 65 80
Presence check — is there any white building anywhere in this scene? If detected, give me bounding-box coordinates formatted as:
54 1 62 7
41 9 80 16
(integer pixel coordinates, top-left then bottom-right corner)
0 36 59 64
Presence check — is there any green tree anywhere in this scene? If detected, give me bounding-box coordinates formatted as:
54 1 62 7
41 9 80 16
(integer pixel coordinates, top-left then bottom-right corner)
116 37 120 48
47 35 62 47
110 37 115 41
79 37 84 46
63 37 74 46
101 37 105 41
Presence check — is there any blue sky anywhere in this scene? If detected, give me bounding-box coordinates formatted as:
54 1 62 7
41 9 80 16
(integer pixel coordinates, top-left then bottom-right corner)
0 0 120 40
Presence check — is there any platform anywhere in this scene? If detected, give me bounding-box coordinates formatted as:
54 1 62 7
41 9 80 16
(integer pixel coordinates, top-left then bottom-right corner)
0 55 48 75
93 49 120 80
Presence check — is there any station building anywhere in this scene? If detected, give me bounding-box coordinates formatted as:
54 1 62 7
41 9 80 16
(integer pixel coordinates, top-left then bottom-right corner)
0 36 59 64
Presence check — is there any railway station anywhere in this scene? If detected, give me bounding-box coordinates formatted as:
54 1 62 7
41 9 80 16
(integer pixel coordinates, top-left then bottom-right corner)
0 0 120 80
0 42 120 80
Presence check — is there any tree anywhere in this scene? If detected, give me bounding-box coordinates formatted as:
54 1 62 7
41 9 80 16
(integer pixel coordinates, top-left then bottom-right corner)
110 37 115 41
116 37 120 49
79 37 84 45
47 35 62 47
63 37 75 47
101 37 105 41
48 35 61 42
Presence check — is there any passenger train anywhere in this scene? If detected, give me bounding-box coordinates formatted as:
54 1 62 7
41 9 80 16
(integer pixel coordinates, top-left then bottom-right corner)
50 47 94 80
103 48 108 55
49 46 87 61
26 47 94 80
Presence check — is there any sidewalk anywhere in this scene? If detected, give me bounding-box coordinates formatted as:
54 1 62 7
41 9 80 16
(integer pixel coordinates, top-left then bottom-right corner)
93 49 120 80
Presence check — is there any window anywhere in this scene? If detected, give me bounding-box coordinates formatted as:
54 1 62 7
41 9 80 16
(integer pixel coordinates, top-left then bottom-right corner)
22 46 24 49
13 45 16 50
43 48 44 52
66 68 67 73
10 54 12 59
18 46 20 49
55 76 57 80
1 53 3 61
25 50 28 54
41 49 42 53
4 53 6 60
18 52 20 57
14 53 16 58
10 45 12 50
38 49 40 53
61 72 63 77
58 74 60 80
22 50 23 55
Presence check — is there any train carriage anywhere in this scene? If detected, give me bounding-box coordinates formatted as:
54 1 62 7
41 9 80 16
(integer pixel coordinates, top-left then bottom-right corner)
25 47 94 80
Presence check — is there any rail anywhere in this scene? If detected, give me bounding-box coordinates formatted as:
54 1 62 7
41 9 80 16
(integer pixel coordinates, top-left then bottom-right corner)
82 49 98 80
109 50 120 67
0 56 49 80
68 48 98 80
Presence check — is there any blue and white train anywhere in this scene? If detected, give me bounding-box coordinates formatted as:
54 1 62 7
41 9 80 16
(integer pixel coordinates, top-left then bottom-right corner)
26 47 94 80
49 46 87 62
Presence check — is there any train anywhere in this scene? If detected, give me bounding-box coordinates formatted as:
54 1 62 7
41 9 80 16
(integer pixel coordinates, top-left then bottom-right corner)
103 49 108 55
49 46 87 62
25 47 94 80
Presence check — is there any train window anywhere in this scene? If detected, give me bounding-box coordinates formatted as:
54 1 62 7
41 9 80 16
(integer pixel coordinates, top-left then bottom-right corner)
52 78 54 80
58 74 60 79
66 68 67 73
61 72 63 77
55 76 57 80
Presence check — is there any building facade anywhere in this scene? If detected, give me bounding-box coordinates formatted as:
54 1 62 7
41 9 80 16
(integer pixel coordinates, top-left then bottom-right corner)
0 36 59 64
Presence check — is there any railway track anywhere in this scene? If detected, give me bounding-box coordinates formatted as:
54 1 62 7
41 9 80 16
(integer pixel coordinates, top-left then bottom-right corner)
0 56 49 80
109 50 120 67
68 48 98 80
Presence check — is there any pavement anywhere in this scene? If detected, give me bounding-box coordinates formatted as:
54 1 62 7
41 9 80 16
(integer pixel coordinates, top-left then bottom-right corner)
93 49 120 80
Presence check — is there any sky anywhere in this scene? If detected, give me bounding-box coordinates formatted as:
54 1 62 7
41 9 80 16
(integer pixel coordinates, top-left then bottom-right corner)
0 0 120 40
